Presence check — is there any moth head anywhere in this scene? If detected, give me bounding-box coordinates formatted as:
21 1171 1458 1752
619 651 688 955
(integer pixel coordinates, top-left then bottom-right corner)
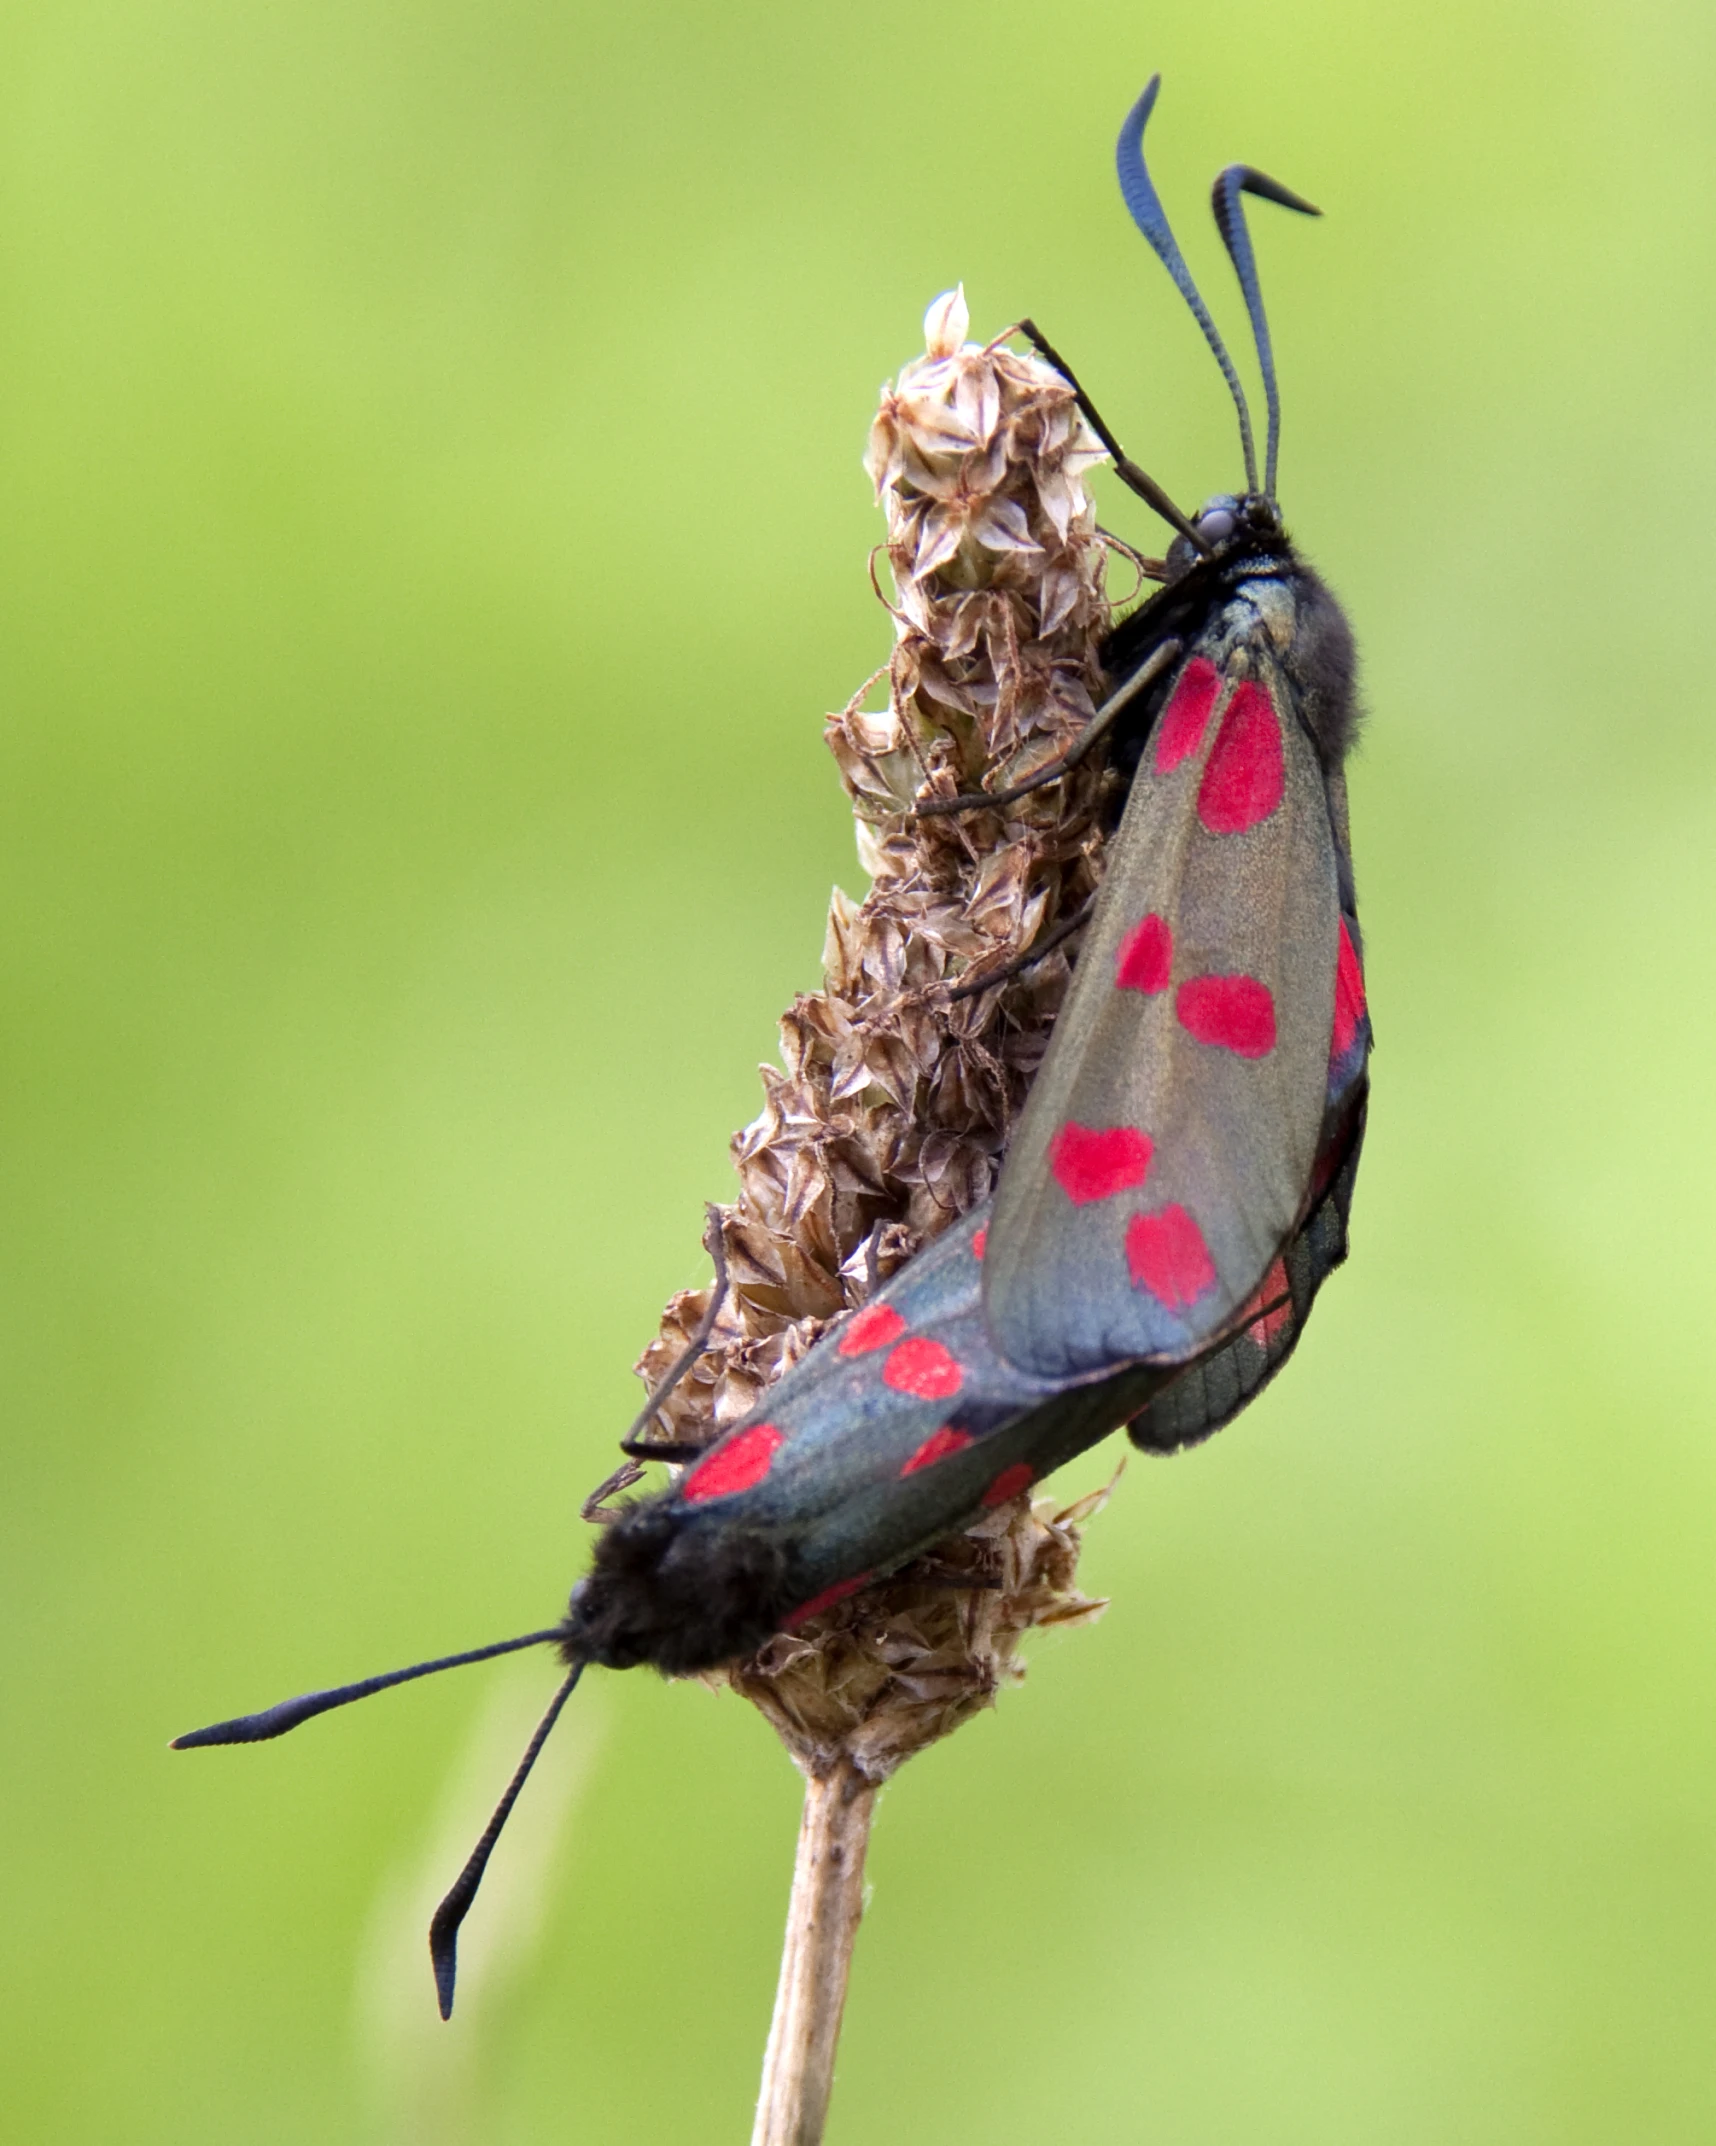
1192 494 1240 547
1164 492 1281 580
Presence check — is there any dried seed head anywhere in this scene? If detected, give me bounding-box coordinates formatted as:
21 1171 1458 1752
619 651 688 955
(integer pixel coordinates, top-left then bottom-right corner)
724 1476 1117 1782
621 291 1125 1770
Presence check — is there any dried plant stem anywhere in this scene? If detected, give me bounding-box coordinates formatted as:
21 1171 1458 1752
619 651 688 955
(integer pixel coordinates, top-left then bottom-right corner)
751 1759 878 2146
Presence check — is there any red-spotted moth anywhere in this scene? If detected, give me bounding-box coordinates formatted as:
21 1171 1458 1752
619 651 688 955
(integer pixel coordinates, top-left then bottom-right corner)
175 75 1370 2021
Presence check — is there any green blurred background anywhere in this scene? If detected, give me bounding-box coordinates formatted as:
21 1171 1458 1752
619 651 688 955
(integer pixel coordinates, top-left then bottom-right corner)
5 1 1715 2139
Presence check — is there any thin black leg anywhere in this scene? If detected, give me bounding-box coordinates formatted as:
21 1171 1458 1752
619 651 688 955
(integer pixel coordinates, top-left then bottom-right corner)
943 898 1093 1001
1016 318 1208 551
914 637 1180 820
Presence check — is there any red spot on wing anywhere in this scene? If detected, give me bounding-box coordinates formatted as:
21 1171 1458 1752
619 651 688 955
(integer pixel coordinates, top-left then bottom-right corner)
682 1421 785 1504
1331 915 1366 1060
900 1424 975 1476
1175 973 1277 1057
1153 658 1221 773
1049 1122 1154 1205
883 1337 963 1399
972 1226 987 1262
838 1302 905 1357
1115 912 1173 994
1242 1257 1293 1346
783 1572 873 1631
1125 1205 1218 1313
1197 681 1284 833
982 1461 1037 1507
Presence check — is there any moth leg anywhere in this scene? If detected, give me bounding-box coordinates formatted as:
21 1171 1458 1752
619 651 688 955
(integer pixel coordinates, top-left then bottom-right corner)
943 896 1094 1002
612 1439 716 1464
583 1209 730 1521
580 1459 646 1524
583 1434 721 1523
1015 317 1207 551
894 1559 1005 1592
616 1206 730 1460
915 636 1180 819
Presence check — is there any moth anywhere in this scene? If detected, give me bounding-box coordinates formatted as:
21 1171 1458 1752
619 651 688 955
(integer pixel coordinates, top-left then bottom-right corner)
176 75 1370 2020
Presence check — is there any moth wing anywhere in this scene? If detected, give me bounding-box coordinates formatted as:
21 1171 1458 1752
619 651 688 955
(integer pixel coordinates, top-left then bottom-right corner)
1126 1095 1364 1453
985 651 1342 1378
655 1204 1160 1629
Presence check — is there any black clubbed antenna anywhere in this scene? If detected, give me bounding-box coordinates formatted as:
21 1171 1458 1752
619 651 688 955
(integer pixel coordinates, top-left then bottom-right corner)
1211 164 1321 501
170 1628 566 1748
1116 76 1259 497
429 1664 583 2019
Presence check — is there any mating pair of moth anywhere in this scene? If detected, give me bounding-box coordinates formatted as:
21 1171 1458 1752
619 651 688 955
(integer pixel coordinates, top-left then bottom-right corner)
177 74 1372 2019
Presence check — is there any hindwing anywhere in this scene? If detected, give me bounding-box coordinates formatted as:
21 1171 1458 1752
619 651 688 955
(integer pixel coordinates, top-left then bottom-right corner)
1125 1091 1364 1453
984 639 1345 1378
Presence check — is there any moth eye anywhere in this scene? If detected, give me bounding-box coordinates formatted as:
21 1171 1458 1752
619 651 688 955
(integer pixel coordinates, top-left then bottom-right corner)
1197 507 1236 544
